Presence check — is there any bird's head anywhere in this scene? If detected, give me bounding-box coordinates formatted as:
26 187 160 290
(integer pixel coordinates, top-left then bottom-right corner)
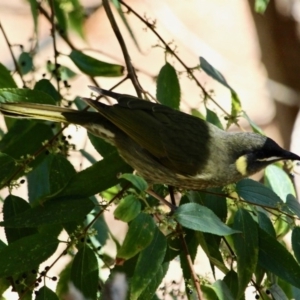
229 132 300 177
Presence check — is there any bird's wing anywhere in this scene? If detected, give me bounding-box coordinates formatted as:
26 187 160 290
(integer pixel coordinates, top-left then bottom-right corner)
84 96 211 176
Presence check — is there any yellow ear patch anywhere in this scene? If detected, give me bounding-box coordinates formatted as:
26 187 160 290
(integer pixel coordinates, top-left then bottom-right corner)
235 155 248 176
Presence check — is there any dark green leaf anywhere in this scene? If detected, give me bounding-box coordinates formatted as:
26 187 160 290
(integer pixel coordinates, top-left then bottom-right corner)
236 179 283 208
269 283 289 300
156 62 180 109
0 88 56 104
71 245 98 299
3 195 37 243
0 120 53 174
18 52 33 75
265 165 295 200
0 233 58 277
232 209 258 297
257 211 276 238
0 152 18 188
69 50 124 77
292 227 300 264
79 149 97 164
36 286 59 300
206 108 223 129
114 195 141 222
174 203 239 235
0 197 94 228
93 214 109 245
138 262 169 300
211 280 235 300
0 63 17 88
34 79 61 102
200 57 235 93
286 194 300 218
255 0 270 13
120 173 148 191
223 270 238 299
117 213 156 260
88 132 117 158
130 228 167 299
258 228 300 288
58 152 132 198
27 154 76 204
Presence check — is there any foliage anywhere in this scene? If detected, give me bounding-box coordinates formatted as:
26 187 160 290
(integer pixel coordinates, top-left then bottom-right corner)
0 1 299 300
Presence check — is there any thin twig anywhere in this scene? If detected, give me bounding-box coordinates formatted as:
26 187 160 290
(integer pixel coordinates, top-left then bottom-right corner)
178 225 203 299
119 0 235 120
0 22 26 87
146 189 176 210
102 0 142 97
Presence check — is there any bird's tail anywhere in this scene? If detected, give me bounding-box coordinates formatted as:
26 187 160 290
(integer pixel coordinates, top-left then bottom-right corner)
0 102 102 126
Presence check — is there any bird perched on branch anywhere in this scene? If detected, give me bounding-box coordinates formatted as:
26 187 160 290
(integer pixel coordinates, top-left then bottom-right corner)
0 86 299 190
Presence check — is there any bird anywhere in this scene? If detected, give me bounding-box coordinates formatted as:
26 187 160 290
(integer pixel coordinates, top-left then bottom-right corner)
0 86 299 190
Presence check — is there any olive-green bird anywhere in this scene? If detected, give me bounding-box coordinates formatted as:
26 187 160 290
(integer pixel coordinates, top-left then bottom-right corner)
0 86 299 190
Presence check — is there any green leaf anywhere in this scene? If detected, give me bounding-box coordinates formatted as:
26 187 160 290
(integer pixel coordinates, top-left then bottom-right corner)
58 152 132 198
206 108 223 129
174 203 239 235
69 50 124 77
230 91 242 119
223 270 238 299
0 197 95 228
68 0 85 39
53 0 67 34
236 179 283 208
138 262 169 300
27 0 38 34
3 195 37 243
120 173 148 191
34 79 61 102
292 227 300 264
286 194 300 218
202 285 218 300
200 57 235 93
27 154 76 204
0 63 17 88
265 165 296 199
0 120 54 174
36 286 59 300
269 283 289 300
117 213 156 260
18 52 33 75
242 111 264 134
257 211 276 238
258 228 300 288
88 132 117 158
111 0 140 51
114 195 141 222
0 233 58 277
156 63 180 109
211 280 235 300
0 88 56 105
130 228 167 299
0 152 18 188
71 245 98 299
255 0 270 13
56 261 72 298
232 209 258 298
